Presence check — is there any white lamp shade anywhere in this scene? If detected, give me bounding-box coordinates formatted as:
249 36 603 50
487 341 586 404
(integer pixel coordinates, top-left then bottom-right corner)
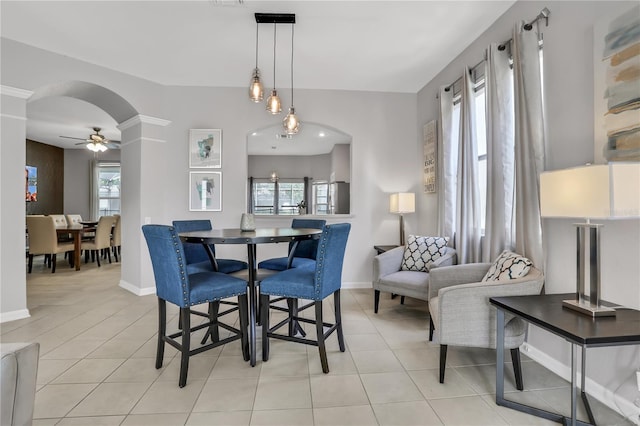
540 163 640 219
390 192 416 214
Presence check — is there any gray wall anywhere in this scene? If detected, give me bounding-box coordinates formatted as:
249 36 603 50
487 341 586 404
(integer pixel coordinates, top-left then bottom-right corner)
248 153 331 181
417 0 640 411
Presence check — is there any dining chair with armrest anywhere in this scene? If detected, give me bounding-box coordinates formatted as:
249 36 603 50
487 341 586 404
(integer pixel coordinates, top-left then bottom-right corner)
81 216 115 266
26 216 74 273
427 256 544 390
172 220 248 274
259 223 351 373
111 214 121 262
142 224 249 387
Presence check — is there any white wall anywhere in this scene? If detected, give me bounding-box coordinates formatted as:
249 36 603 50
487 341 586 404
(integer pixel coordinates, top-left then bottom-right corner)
417 0 640 412
248 153 332 181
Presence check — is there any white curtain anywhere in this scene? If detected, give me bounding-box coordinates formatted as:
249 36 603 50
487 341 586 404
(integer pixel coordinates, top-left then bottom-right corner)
455 67 482 264
89 159 99 220
437 87 457 241
482 43 515 262
512 22 546 270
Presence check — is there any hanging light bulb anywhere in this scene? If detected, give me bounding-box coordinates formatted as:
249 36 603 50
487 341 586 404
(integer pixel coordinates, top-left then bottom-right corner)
283 24 299 134
249 23 264 102
266 23 282 114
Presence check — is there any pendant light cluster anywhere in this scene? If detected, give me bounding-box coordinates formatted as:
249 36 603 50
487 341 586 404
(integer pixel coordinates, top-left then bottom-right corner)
249 13 300 135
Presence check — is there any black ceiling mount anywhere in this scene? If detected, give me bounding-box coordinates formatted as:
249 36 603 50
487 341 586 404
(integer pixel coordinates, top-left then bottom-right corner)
255 13 295 24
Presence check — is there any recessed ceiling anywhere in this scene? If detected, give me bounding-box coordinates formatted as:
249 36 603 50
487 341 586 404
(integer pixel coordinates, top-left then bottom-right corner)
248 122 351 156
1 0 515 149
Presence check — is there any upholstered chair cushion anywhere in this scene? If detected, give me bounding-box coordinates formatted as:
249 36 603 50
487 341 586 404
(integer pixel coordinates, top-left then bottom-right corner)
482 250 533 282
401 235 450 272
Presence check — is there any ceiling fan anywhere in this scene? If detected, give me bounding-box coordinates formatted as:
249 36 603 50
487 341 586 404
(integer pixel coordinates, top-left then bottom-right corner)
59 127 120 152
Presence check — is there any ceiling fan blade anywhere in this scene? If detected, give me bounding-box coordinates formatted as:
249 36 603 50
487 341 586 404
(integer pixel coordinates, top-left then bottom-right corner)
105 142 120 149
60 135 88 141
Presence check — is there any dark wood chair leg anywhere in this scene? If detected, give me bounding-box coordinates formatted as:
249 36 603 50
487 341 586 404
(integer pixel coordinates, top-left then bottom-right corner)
156 298 166 369
28 254 33 273
334 290 345 352
96 250 101 267
51 254 57 273
106 248 112 263
315 301 329 373
429 316 434 342
201 302 220 344
238 294 249 362
400 296 405 305
510 348 524 391
287 298 296 336
178 307 190 388
439 345 448 383
113 246 118 262
261 294 270 362
374 289 380 313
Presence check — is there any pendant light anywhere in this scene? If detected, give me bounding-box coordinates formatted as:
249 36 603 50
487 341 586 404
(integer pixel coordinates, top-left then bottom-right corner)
248 23 264 102
283 24 300 134
266 23 282 114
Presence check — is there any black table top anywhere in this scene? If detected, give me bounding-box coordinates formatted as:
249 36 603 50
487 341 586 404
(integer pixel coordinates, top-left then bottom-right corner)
490 293 640 346
179 227 322 245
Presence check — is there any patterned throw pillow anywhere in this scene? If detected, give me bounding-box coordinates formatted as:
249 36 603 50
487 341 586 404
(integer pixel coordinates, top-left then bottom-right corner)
482 250 533 282
400 235 450 272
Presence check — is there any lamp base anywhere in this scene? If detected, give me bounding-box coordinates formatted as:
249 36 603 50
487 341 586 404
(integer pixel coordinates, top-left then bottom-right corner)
562 299 616 317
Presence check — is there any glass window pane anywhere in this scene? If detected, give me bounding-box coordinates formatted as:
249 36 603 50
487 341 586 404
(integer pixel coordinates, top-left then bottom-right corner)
253 182 275 215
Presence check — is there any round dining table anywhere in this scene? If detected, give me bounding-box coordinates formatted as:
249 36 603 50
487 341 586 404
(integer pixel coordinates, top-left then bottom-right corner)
179 227 323 366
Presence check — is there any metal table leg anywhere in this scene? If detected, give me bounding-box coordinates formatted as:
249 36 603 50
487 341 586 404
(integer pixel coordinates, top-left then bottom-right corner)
247 244 257 367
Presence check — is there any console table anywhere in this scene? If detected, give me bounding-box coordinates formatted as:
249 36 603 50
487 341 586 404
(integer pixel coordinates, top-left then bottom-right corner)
490 294 640 426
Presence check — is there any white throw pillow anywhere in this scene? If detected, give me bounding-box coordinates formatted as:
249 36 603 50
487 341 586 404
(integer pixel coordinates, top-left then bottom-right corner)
482 250 532 282
401 235 449 272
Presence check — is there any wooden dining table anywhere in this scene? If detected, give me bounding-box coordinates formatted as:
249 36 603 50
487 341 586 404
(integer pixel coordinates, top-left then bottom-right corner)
56 224 95 271
179 227 323 367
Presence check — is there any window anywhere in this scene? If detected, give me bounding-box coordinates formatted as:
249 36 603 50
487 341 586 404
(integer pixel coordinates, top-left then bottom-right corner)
251 178 305 215
312 181 329 215
96 162 120 217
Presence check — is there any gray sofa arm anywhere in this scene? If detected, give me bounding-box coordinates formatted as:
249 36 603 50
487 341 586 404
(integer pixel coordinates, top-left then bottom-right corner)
373 246 404 281
1 342 40 426
428 263 492 299
426 247 457 270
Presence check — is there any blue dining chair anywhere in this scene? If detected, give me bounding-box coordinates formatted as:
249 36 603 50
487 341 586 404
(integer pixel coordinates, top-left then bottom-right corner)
259 223 351 373
142 224 249 388
258 218 326 271
172 220 248 274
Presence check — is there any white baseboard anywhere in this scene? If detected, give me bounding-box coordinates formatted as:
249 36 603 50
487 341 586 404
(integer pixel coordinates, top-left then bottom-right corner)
522 342 639 424
343 281 372 289
119 280 156 296
0 309 30 323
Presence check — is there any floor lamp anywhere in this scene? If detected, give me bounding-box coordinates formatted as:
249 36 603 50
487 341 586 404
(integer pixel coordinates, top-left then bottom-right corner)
390 192 415 246
540 163 640 317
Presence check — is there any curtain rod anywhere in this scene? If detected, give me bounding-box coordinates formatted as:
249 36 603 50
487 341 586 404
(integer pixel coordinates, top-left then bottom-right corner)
442 7 551 94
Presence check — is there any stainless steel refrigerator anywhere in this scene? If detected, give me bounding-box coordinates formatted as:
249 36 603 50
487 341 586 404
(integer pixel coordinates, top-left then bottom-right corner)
329 182 350 214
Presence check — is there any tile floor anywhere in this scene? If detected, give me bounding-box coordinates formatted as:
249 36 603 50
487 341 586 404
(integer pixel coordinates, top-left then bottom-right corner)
1 258 633 425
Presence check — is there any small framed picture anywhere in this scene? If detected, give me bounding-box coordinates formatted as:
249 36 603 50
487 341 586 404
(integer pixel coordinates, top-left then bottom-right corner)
189 171 222 211
189 129 222 168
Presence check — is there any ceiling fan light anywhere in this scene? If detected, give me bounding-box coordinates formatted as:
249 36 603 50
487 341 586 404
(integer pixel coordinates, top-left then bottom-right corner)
97 143 108 152
283 107 300 134
249 68 264 102
86 142 98 152
266 89 282 114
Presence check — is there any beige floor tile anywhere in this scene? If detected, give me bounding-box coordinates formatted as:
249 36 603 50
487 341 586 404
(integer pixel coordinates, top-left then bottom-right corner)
122 413 189 425
156 354 217 383
372 400 444 425
52 358 125 384
249 408 314 425
36 359 79 384
342 318 379 335
33 383 98 419
57 415 126 425
130 337 178 359
209 355 262 379
192 378 258 412
429 395 508 425
351 349 404 373
131 379 205 414
360 371 423 404
105 357 164 382
253 376 312 410
345 333 389 351
86 338 146 359
313 405 378 425
479 393 558 425
186 411 252 425
41 338 107 360
408 368 477 400
260 353 309 376
307 350 358 375
393 347 442 370
67 382 151 417
310 374 369 408
32 419 61 426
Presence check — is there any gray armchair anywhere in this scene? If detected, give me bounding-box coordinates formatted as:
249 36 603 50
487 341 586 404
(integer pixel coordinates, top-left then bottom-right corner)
427 262 544 389
372 246 457 313
1 342 39 426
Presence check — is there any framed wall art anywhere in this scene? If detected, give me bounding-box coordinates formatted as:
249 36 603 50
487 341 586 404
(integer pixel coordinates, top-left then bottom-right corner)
189 171 222 211
189 129 222 168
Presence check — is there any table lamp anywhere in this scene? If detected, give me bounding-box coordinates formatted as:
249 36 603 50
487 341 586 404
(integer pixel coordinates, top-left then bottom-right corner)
540 162 640 317
390 192 415 246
